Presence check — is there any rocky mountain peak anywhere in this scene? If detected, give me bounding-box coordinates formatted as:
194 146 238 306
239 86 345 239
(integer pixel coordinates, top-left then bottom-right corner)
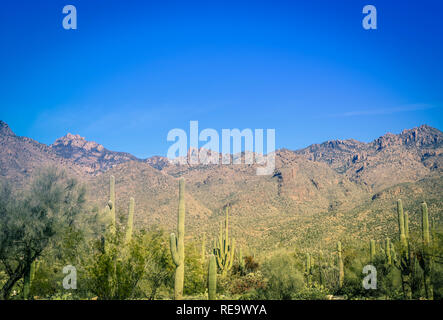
52 133 105 152
400 124 443 147
373 124 443 150
48 132 141 173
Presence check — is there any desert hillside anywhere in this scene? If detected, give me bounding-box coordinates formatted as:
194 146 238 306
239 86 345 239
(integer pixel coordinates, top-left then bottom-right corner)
1 120 442 251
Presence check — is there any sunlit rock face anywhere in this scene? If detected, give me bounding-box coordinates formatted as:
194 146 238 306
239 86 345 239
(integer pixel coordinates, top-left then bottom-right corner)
50 133 141 173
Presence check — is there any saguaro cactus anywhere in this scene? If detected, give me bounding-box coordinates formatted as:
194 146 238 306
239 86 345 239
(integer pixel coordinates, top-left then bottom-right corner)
385 238 392 265
125 197 134 244
305 253 314 287
369 239 376 263
337 241 344 289
418 202 433 299
393 199 412 299
213 207 235 276
208 255 217 300
318 251 324 286
170 178 186 300
108 175 116 233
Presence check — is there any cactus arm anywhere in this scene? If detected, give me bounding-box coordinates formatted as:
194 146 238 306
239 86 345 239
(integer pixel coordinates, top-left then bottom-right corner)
404 212 409 240
391 244 398 267
215 252 223 270
385 238 392 265
229 239 235 270
218 222 223 253
208 255 217 300
225 207 229 252
170 233 180 266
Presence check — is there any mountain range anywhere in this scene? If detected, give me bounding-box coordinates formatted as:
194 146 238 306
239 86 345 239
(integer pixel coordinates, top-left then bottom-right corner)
1 119 442 252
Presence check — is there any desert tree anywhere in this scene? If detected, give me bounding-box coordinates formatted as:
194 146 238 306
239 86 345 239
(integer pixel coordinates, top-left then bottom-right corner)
0 167 86 299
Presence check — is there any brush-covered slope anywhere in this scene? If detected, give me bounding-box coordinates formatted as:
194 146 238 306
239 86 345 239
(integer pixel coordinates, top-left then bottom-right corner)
1 120 442 251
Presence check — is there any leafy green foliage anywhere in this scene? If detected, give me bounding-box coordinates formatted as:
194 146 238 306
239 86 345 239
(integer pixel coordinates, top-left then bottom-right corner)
86 227 175 300
0 167 85 299
256 251 305 299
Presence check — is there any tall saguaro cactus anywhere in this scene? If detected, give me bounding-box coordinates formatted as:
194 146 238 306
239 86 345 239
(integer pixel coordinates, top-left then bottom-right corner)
393 199 412 299
125 197 134 244
170 178 186 300
208 255 217 300
337 241 344 289
305 253 314 287
213 207 235 276
108 175 116 233
418 202 433 300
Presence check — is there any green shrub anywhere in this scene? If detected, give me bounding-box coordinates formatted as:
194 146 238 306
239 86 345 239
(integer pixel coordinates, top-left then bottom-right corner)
256 252 304 299
229 272 266 296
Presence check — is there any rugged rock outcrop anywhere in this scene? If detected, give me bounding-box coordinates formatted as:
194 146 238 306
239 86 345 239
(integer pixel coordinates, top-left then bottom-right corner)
50 133 141 173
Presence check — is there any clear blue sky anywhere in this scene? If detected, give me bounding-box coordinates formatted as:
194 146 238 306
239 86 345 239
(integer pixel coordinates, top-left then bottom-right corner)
0 0 442 158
